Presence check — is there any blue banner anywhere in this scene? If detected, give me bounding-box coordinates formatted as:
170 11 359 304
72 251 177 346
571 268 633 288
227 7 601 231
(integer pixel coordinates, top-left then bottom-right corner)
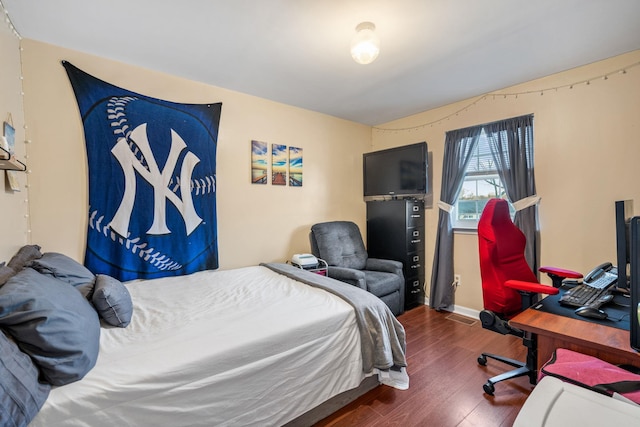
64 61 221 281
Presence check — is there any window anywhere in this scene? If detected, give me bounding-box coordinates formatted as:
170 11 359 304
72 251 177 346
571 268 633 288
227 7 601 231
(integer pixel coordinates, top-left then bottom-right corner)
453 130 513 229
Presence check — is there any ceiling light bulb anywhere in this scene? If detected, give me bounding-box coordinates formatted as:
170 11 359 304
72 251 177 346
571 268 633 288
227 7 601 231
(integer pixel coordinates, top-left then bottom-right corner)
351 22 380 65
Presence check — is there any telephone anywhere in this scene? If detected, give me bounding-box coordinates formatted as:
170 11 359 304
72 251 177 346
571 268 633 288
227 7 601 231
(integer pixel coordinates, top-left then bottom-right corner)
559 261 619 313
291 253 319 269
583 262 618 288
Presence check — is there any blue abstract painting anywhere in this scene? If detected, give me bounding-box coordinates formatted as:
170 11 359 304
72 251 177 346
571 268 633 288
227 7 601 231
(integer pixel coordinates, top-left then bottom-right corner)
63 61 222 281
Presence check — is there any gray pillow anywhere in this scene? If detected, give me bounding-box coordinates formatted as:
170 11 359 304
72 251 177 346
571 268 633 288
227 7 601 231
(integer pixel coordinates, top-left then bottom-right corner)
0 329 50 425
0 264 15 286
29 252 96 299
6 244 42 271
92 274 133 328
0 268 101 386
0 245 43 287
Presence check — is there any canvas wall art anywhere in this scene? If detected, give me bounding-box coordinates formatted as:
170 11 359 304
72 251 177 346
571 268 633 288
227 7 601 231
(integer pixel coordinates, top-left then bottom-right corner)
272 143 287 185
289 146 302 187
251 140 268 184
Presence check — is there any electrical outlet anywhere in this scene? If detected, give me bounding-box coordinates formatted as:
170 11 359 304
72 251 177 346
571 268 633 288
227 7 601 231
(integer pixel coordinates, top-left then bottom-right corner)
454 274 461 287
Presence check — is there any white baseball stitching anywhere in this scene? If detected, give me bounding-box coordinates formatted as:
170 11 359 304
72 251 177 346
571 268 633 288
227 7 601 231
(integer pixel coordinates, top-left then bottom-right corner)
88 208 183 271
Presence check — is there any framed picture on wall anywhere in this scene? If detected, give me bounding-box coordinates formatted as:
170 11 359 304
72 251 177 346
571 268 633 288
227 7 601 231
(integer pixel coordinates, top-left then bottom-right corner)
272 143 287 185
251 140 268 184
289 146 302 187
3 120 20 191
3 121 15 153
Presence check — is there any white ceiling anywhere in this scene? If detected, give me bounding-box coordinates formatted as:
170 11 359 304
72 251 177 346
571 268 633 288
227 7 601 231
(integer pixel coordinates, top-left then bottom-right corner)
4 0 640 125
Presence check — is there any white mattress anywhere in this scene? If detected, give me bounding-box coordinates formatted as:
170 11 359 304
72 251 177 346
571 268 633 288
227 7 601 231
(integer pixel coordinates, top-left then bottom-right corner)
31 266 366 426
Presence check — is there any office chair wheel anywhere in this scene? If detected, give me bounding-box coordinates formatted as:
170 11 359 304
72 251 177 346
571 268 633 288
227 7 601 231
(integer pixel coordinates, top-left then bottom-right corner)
483 381 495 395
477 355 487 366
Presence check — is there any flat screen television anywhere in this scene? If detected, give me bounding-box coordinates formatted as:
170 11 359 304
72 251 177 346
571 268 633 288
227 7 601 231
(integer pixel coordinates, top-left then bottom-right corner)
629 216 640 351
363 142 428 197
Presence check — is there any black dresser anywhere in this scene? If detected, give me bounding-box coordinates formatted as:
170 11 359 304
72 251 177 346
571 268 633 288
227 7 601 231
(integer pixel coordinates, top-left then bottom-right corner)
366 199 425 310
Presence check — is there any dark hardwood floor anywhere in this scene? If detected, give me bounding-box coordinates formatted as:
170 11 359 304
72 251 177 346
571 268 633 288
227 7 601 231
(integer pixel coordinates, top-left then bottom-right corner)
314 305 532 427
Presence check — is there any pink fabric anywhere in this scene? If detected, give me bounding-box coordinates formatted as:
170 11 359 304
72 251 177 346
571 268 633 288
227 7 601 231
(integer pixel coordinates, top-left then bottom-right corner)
540 348 640 404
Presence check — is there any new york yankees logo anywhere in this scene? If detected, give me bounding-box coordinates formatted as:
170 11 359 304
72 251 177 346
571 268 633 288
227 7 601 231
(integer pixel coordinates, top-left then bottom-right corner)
109 123 203 238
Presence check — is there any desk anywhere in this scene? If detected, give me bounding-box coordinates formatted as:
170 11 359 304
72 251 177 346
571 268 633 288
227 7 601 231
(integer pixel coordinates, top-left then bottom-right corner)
510 307 640 371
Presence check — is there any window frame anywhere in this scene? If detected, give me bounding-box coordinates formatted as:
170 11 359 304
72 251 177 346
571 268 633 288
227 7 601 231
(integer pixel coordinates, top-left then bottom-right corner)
453 131 509 230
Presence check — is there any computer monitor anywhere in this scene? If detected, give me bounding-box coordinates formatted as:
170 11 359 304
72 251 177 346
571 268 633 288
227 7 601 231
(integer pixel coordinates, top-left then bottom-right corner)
615 200 634 292
629 216 640 351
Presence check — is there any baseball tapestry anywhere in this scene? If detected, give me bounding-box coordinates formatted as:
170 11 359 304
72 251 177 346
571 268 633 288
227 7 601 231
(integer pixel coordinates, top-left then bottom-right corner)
63 61 222 281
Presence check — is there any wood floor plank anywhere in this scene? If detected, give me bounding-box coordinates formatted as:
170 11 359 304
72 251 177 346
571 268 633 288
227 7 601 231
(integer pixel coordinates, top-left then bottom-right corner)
314 305 532 427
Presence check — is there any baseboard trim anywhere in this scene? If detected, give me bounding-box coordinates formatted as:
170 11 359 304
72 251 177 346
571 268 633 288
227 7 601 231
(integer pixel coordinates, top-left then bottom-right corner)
452 304 481 320
422 298 481 320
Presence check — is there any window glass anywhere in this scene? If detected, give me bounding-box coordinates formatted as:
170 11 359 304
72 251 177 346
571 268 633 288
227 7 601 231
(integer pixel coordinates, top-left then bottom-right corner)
453 131 513 229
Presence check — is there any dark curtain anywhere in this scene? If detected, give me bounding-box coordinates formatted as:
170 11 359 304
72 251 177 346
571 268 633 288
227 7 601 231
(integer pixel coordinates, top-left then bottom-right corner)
429 127 482 310
485 114 539 272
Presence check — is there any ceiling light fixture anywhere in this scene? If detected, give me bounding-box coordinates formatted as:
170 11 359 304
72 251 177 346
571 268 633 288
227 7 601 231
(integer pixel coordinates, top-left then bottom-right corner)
350 22 380 65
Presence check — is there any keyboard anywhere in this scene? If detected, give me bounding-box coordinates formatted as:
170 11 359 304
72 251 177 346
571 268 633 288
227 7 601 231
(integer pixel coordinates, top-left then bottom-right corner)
559 284 610 307
559 271 617 307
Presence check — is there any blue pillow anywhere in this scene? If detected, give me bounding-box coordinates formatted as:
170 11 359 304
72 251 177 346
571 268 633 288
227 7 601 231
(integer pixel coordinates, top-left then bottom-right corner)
0 268 100 386
92 274 133 328
0 329 50 426
29 252 96 299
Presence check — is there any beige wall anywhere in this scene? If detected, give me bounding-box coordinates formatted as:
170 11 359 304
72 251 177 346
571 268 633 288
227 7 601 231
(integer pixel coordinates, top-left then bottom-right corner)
0 21 29 260
4 33 640 315
17 39 371 269
373 50 640 312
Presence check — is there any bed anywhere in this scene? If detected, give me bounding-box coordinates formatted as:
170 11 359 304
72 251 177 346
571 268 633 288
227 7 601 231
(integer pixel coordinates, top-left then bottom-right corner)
0 246 408 427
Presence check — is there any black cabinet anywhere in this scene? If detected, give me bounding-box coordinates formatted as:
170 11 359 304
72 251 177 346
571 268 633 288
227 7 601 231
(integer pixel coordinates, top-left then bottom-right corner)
366 199 425 310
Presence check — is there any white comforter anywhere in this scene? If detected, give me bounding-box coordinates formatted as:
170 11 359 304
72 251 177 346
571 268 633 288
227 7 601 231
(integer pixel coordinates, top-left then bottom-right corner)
31 266 366 426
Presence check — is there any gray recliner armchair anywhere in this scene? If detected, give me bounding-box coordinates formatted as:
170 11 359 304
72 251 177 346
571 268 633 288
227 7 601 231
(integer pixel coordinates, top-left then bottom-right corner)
309 221 405 316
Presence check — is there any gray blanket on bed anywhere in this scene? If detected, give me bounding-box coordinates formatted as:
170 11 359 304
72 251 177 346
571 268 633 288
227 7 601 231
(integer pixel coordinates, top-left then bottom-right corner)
261 263 406 372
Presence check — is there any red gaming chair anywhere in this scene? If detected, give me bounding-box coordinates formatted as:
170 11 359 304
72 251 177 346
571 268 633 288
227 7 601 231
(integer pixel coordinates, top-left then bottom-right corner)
476 198 582 395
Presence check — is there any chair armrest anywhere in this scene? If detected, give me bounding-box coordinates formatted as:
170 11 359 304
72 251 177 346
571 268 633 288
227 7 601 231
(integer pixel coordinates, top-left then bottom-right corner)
539 266 583 279
505 280 559 296
327 267 366 289
365 258 404 276
539 266 583 288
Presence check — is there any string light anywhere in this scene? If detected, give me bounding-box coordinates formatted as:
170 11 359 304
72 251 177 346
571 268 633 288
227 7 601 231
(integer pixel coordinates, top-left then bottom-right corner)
0 0 22 39
1 0 31 241
373 60 640 133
